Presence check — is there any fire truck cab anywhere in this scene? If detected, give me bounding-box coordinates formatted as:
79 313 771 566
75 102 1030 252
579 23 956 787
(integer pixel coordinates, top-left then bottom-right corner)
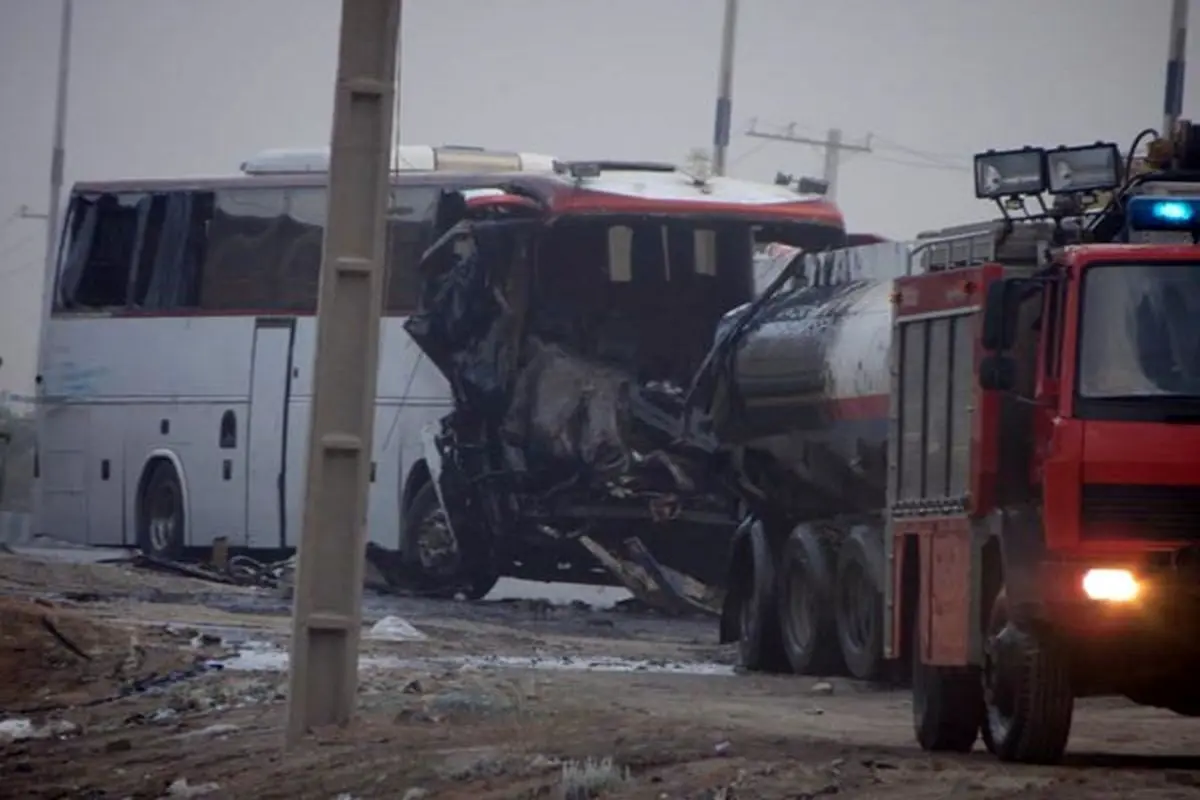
896 123 1200 764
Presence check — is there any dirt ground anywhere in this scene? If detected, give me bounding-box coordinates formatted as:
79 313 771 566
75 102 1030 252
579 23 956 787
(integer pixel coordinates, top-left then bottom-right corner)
2 551 1200 799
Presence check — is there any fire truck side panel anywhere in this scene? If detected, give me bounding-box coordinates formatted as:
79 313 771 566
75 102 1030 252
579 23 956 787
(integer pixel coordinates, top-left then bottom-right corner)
884 266 993 667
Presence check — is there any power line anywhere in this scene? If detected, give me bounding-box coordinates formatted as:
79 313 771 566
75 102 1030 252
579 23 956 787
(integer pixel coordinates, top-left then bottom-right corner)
870 153 970 172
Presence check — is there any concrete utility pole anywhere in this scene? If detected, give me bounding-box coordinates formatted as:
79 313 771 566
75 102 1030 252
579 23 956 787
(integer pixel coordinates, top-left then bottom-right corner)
711 0 739 176
1163 0 1189 137
285 0 402 747
32 0 73 540
746 122 872 201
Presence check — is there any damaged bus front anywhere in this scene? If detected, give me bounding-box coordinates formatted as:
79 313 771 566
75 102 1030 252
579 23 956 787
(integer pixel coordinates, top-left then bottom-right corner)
396 162 845 610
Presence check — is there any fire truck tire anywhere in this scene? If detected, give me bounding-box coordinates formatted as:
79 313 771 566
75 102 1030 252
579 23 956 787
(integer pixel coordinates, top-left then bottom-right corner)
834 528 885 681
778 525 842 675
403 482 499 601
911 617 984 752
981 589 1074 765
733 521 791 673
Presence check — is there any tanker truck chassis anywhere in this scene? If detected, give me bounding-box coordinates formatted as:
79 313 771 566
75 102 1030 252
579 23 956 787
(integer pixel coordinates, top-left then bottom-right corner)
696 124 1200 764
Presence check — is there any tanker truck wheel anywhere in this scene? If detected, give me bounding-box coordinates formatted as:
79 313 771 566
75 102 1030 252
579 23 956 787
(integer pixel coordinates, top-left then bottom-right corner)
778 525 842 675
981 588 1074 765
728 520 790 673
834 527 885 681
912 617 984 752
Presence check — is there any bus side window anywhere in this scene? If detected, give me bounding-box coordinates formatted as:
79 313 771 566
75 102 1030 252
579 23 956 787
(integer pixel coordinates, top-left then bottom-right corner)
280 188 326 312
199 188 291 312
129 191 214 311
58 192 145 310
384 187 441 316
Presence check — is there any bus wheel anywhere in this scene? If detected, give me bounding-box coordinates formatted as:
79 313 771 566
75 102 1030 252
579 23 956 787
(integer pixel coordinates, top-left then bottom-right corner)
834 529 884 681
912 614 983 752
778 525 841 675
138 461 185 560
981 588 1074 765
405 482 498 601
731 521 790 673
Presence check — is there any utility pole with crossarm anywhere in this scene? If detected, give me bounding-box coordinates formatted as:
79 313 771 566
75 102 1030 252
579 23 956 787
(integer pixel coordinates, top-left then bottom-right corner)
746 121 872 202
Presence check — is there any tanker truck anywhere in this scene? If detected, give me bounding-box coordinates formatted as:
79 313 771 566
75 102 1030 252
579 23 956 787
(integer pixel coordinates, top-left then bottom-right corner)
688 121 1200 763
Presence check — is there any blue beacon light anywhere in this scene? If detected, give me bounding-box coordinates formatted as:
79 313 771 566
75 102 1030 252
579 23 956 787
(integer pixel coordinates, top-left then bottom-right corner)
1151 200 1195 222
1127 196 1200 230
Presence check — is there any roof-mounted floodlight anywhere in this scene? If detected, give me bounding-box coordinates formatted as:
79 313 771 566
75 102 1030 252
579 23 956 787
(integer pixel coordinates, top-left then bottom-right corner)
973 147 1047 199
1046 142 1121 195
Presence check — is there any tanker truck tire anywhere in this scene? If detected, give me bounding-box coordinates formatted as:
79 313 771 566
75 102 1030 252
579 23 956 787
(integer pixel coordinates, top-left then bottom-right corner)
730 521 790 673
981 588 1074 765
778 525 842 675
834 527 885 681
912 617 984 753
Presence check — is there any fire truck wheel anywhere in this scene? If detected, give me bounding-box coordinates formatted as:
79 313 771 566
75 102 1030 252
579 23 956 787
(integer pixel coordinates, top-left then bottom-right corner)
834 528 884 681
732 521 791 673
778 525 842 675
404 482 499 601
981 589 1074 765
911 617 983 753
137 460 185 560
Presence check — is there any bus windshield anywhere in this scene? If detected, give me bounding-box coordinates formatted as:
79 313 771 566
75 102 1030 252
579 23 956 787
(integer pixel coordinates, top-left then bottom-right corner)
1078 263 1200 398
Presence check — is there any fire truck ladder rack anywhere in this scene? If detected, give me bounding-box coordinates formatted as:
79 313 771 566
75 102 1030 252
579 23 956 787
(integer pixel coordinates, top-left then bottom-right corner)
912 220 1058 272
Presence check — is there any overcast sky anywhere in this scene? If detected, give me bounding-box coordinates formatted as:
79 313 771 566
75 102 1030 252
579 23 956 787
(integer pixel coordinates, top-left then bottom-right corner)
0 0 1192 393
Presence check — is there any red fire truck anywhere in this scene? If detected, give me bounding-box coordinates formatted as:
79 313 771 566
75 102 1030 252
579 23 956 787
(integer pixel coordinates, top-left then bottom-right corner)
700 122 1200 764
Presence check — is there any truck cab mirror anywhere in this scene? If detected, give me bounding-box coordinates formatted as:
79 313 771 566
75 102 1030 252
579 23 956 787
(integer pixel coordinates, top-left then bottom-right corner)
979 353 1017 392
982 279 1021 352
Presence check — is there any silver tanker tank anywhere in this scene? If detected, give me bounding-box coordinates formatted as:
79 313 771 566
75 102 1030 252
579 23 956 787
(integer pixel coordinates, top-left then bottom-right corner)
708 241 917 520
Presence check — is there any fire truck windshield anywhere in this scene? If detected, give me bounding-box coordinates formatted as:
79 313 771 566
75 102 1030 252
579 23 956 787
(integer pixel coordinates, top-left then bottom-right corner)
1078 263 1200 400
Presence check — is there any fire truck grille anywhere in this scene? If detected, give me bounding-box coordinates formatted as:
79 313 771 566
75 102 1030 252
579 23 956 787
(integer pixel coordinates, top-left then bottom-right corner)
1081 484 1200 541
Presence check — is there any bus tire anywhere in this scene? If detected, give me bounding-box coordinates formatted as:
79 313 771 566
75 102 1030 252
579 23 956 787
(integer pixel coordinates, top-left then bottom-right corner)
404 481 498 601
137 460 185 560
912 614 983 753
834 527 884 681
730 521 790 673
981 589 1074 765
778 525 842 675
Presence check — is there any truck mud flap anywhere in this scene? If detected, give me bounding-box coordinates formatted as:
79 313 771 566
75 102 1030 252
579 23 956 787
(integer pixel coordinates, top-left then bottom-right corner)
576 534 722 617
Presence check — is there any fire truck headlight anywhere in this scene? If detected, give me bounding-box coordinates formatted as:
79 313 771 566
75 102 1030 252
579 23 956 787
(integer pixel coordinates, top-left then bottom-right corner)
973 147 1047 199
1082 568 1139 602
1046 143 1121 195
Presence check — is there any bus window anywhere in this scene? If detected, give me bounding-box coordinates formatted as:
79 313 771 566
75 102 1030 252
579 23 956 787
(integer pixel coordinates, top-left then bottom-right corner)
200 188 291 311
384 186 439 315
57 192 145 310
280 188 325 311
129 191 214 311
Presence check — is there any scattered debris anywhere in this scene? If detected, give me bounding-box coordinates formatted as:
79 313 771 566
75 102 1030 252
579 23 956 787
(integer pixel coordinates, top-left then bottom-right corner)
368 616 428 642
178 723 240 739
163 777 221 797
0 716 78 741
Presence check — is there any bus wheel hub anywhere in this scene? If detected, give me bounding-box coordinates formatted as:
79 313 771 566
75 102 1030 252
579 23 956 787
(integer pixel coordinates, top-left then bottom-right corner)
415 508 460 576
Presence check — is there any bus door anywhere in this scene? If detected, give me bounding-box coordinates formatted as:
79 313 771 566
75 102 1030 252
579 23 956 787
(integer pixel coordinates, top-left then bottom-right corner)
245 317 296 548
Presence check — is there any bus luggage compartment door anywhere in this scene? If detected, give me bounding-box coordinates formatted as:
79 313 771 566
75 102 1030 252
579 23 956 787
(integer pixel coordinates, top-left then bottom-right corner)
245 318 295 549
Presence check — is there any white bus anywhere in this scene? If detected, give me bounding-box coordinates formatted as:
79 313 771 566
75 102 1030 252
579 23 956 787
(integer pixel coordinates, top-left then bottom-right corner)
33 152 847 599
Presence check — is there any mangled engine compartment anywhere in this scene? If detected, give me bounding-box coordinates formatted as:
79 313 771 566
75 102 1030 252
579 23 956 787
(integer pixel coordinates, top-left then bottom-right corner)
404 205 755 610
